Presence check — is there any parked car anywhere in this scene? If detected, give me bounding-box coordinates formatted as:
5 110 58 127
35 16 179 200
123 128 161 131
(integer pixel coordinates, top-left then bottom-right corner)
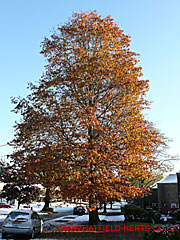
21 205 31 209
2 209 43 239
73 206 86 215
0 202 13 208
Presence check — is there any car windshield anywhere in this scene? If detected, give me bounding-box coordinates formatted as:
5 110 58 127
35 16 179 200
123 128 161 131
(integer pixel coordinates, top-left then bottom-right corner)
9 212 29 219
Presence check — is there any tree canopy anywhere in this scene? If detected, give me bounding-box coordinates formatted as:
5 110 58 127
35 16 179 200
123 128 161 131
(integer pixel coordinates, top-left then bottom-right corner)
10 11 164 223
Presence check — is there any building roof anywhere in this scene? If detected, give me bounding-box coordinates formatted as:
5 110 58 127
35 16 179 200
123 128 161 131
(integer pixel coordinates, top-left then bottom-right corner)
157 174 177 184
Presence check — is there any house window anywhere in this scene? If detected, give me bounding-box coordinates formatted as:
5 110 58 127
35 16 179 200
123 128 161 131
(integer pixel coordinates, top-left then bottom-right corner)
171 203 177 208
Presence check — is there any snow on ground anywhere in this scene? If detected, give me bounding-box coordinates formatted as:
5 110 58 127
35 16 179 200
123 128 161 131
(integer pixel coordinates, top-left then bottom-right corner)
98 208 121 213
42 214 125 232
53 206 74 212
27 202 44 212
51 214 125 223
27 201 76 213
0 201 74 220
0 205 17 217
0 201 126 214
0 201 126 225
43 214 125 231
50 202 76 213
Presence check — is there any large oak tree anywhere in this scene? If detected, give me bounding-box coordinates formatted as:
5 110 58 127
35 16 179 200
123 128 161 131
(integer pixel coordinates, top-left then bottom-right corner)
10 11 164 223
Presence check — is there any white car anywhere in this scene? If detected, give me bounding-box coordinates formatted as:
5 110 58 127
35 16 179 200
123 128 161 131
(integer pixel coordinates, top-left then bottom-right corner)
2 209 43 238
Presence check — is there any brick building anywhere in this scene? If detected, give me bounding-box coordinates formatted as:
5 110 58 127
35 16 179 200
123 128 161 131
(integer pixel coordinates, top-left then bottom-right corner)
147 172 180 213
157 174 178 209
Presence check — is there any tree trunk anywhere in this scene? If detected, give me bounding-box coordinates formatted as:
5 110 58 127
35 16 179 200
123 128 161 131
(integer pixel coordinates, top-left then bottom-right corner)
103 202 107 213
89 209 100 225
42 188 51 211
110 201 113 209
89 196 100 224
140 196 146 209
17 201 20 209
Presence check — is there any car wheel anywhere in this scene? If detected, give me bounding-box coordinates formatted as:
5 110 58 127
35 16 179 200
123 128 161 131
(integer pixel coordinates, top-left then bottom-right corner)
2 232 7 239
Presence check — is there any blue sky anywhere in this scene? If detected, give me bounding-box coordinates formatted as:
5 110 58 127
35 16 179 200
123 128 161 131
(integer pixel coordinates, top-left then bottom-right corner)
0 0 180 170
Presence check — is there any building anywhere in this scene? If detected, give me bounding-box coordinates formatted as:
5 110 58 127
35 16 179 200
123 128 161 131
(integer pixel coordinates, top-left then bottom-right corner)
157 174 178 209
147 171 180 214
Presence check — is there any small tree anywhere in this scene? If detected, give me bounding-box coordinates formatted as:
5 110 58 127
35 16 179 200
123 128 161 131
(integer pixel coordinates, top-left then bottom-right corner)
0 164 41 208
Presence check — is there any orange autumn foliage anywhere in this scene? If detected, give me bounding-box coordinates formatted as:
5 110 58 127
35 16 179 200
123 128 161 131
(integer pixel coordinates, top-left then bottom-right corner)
10 11 164 210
